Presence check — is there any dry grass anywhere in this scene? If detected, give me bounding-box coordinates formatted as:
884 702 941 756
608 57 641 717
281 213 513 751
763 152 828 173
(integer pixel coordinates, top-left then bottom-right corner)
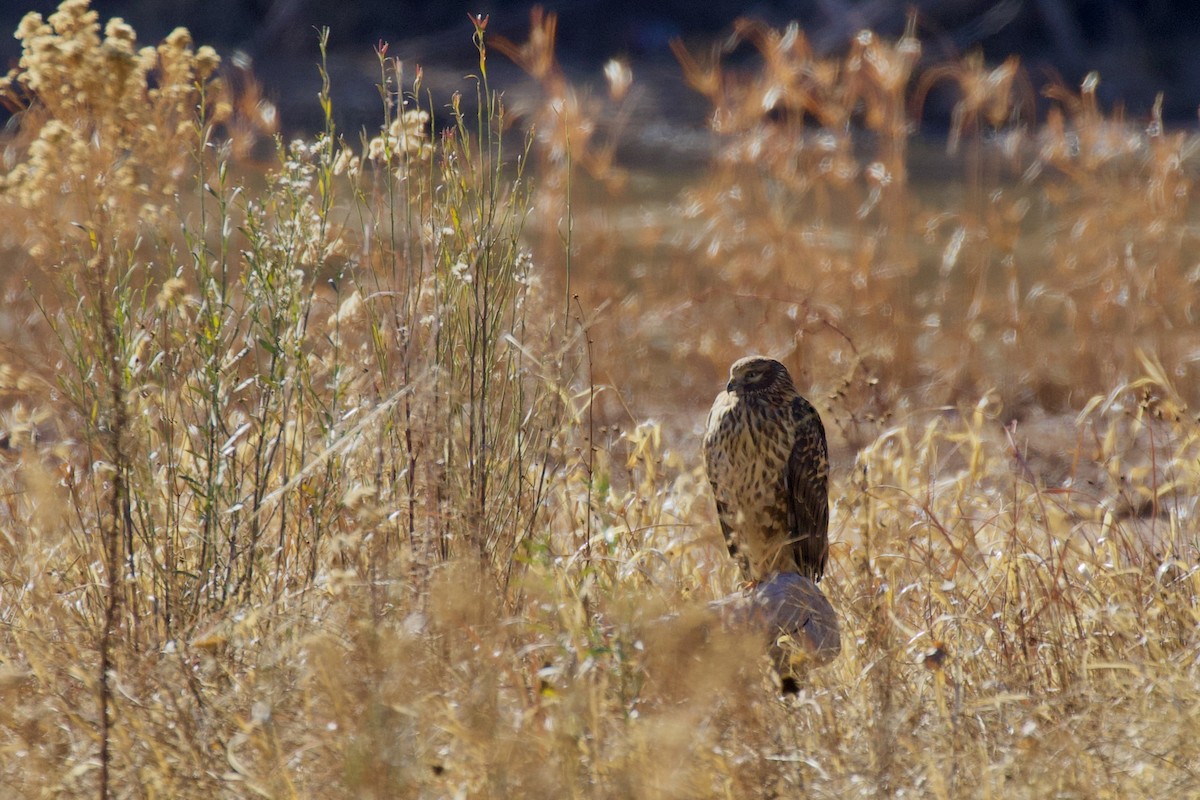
0 2 1198 797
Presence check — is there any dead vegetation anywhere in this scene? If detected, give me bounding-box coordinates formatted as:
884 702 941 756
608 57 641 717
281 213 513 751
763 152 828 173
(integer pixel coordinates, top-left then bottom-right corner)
0 2 1197 797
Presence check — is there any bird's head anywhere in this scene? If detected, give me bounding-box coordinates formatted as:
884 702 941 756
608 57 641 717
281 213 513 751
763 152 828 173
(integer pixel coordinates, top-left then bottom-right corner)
726 356 794 396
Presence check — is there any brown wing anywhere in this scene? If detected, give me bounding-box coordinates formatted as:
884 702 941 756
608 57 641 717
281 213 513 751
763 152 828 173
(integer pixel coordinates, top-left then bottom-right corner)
785 396 829 581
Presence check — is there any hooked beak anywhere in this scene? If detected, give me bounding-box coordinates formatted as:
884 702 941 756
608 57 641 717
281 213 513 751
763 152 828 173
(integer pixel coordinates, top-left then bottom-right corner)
726 380 735 392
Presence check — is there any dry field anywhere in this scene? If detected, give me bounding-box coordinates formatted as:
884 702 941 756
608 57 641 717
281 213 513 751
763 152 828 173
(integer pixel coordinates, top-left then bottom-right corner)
1 2 1199 797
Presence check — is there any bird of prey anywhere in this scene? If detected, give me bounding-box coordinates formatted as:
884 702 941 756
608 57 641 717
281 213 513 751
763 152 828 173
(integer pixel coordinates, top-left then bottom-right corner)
703 356 829 583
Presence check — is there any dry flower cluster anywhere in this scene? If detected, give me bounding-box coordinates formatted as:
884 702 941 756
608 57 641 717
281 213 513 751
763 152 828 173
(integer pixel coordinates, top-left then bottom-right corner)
0 0 221 257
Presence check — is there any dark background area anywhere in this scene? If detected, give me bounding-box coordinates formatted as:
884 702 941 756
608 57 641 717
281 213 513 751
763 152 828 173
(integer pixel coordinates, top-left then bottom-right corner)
3 0 1200 132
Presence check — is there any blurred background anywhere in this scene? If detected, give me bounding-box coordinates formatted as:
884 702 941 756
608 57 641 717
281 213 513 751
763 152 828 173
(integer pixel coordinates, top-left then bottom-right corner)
4 0 1199 133
5 0 1198 427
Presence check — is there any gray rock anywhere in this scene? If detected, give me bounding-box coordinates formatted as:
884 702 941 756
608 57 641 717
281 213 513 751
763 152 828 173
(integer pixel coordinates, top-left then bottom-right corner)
709 572 841 666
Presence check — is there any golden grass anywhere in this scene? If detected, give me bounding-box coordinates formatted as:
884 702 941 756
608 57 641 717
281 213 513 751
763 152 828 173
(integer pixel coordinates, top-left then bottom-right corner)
0 2 1198 796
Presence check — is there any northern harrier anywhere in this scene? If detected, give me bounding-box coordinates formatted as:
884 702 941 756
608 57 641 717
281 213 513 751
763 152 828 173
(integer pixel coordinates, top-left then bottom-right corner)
703 356 829 583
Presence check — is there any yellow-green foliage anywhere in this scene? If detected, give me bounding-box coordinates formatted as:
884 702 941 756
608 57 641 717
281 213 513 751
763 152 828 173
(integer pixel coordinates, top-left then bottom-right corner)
0 3 1197 797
